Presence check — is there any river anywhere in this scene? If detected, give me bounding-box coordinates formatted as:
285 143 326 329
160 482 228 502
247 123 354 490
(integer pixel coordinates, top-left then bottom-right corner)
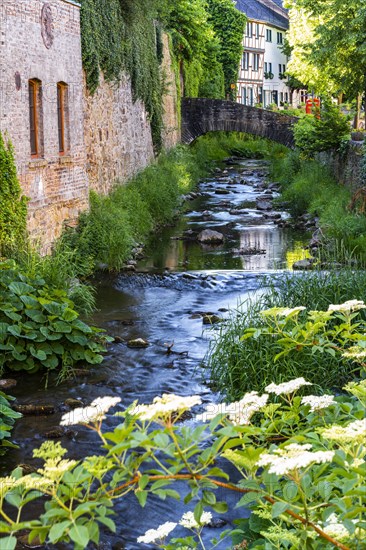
4 157 310 549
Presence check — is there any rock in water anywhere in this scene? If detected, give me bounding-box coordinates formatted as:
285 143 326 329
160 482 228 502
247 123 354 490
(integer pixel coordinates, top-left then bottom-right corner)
292 258 315 270
197 229 224 244
0 379 17 390
127 338 149 349
203 314 222 325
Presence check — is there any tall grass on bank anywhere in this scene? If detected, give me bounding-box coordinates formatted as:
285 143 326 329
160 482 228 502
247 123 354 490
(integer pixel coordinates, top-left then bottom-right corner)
271 151 366 262
205 269 366 399
62 133 287 271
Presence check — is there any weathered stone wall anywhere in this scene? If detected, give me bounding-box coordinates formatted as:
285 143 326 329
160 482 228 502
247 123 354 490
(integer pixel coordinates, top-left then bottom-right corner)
161 34 180 150
0 0 88 251
83 73 154 196
318 142 365 192
181 98 297 148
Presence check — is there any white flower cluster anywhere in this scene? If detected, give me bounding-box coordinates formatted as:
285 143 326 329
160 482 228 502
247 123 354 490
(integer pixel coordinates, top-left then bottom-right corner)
137 510 213 544
179 511 212 529
343 347 366 359
328 300 366 313
197 391 268 425
257 443 334 476
320 514 350 542
322 419 366 444
137 521 177 544
60 396 121 426
261 306 306 318
265 378 312 396
301 394 336 412
130 394 202 421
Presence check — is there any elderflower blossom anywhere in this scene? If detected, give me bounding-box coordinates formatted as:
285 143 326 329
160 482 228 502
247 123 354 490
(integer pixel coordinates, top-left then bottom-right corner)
130 394 202 421
321 419 366 444
179 511 212 529
0 477 18 497
328 300 366 313
301 394 336 412
265 378 312 396
60 396 121 426
137 522 177 544
261 306 306 318
39 459 78 481
15 475 54 492
342 347 366 360
320 514 350 542
257 443 334 476
196 392 268 425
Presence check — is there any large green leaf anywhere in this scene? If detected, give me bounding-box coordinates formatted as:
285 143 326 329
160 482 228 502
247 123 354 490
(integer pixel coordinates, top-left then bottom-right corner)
8 282 35 295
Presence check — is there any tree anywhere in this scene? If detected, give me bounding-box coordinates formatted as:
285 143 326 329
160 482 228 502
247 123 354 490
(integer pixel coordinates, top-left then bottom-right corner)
285 0 366 108
206 0 247 99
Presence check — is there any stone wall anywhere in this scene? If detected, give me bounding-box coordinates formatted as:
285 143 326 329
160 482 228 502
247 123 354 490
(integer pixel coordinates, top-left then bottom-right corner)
83 73 154 196
318 142 365 192
181 98 298 148
161 34 180 150
0 0 88 251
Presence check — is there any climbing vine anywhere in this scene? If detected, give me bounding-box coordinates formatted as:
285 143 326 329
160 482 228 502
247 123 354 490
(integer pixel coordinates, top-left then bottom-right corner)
80 0 164 150
0 133 28 255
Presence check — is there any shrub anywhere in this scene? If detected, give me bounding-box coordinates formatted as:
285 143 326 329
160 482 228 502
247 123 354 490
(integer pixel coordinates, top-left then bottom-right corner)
0 391 21 454
0 132 28 255
294 102 351 157
206 296 366 400
0 380 364 549
0 260 111 376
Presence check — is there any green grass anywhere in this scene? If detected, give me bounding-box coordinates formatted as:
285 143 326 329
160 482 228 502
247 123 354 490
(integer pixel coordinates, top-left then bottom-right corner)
271 151 366 263
205 269 366 400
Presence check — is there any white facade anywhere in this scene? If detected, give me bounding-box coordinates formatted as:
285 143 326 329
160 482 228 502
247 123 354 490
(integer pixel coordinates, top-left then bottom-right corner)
236 3 306 108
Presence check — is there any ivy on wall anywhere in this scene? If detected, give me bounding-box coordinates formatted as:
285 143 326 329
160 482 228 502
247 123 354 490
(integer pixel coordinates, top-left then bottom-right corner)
0 133 28 255
80 0 163 151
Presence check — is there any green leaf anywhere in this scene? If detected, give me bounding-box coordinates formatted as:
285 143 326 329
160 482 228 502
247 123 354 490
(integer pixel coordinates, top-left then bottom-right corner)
49 521 72 543
0 536 17 550
97 515 116 533
194 501 203 524
69 525 90 548
135 490 148 507
271 501 289 518
138 475 150 490
9 282 35 295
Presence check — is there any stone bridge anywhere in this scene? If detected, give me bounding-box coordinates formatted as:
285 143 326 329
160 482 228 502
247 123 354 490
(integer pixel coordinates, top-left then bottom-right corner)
181 98 298 148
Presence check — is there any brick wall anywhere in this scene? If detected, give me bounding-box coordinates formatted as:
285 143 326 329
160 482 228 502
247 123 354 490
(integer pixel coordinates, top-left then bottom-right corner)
318 142 365 192
0 0 88 251
161 34 180 150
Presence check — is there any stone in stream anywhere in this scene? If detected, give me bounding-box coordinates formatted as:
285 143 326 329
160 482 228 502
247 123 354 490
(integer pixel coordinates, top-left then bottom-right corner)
127 338 149 349
232 247 266 256
65 398 84 409
214 188 230 195
256 199 272 211
292 258 316 270
0 379 17 390
197 229 224 244
203 314 222 325
13 404 55 416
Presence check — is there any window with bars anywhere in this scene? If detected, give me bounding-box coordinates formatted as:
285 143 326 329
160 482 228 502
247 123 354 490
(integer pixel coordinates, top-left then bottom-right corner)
277 32 283 44
242 52 250 70
266 29 272 42
253 53 260 71
246 22 253 38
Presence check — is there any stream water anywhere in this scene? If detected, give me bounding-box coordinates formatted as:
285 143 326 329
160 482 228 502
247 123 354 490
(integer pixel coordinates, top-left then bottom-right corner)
4 158 311 549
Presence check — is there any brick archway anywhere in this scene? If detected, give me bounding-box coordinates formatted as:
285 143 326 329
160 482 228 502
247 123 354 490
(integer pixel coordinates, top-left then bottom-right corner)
181 98 298 148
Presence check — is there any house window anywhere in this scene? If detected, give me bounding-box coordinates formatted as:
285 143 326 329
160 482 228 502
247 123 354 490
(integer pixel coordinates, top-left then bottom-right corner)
256 23 260 39
57 83 69 154
29 79 43 157
277 32 283 44
249 88 254 106
279 64 282 76
266 29 272 42
242 52 249 70
241 87 247 105
264 62 267 73
282 64 286 73
253 53 259 71
246 22 253 38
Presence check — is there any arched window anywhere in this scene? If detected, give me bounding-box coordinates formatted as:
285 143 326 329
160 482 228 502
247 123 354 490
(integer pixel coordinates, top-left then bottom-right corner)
57 82 69 154
29 79 43 157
